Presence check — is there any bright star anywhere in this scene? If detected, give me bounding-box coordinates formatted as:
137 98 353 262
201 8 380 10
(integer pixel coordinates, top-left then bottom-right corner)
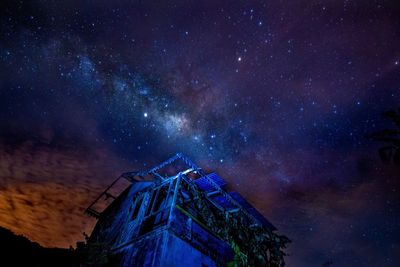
144 112 148 118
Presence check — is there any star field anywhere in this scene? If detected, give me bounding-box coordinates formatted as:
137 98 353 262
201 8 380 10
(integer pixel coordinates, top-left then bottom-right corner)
0 1 400 266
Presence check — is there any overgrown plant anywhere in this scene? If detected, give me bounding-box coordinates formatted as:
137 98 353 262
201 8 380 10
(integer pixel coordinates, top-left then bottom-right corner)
369 108 400 165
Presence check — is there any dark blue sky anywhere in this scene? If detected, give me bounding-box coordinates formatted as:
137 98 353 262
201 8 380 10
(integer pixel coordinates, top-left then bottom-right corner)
0 1 399 266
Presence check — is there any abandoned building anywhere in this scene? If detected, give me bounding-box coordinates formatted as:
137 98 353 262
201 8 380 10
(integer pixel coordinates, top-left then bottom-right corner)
85 153 289 266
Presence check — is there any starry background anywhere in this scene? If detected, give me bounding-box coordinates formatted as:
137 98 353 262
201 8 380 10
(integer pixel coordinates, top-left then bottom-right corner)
0 0 400 266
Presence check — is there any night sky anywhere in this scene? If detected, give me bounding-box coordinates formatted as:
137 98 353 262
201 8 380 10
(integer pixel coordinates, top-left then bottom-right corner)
1 0 400 266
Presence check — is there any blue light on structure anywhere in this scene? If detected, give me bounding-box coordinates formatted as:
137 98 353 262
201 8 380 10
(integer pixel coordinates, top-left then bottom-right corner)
85 153 289 266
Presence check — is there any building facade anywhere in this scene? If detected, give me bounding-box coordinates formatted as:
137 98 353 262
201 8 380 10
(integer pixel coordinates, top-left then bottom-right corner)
86 154 289 266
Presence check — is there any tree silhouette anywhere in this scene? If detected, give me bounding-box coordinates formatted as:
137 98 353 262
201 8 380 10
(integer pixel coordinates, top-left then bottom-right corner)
369 108 400 165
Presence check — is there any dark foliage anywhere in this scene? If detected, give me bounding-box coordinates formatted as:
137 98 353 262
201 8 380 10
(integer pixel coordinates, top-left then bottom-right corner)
369 108 400 165
0 226 80 267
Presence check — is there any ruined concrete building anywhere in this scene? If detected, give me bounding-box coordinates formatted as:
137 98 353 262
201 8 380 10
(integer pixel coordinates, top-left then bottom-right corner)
85 153 289 266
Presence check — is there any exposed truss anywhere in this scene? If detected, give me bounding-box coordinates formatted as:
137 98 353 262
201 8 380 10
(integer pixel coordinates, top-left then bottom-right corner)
87 153 261 225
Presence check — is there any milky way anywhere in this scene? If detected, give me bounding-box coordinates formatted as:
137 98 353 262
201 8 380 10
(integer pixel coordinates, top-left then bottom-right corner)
0 1 400 266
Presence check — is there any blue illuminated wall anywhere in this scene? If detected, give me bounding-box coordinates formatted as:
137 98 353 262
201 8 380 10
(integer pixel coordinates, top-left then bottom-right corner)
89 175 233 266
87 154 287 266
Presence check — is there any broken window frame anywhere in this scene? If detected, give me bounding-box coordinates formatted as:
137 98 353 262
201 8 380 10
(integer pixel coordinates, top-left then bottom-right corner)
130 194 144 221
139 177 178 235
